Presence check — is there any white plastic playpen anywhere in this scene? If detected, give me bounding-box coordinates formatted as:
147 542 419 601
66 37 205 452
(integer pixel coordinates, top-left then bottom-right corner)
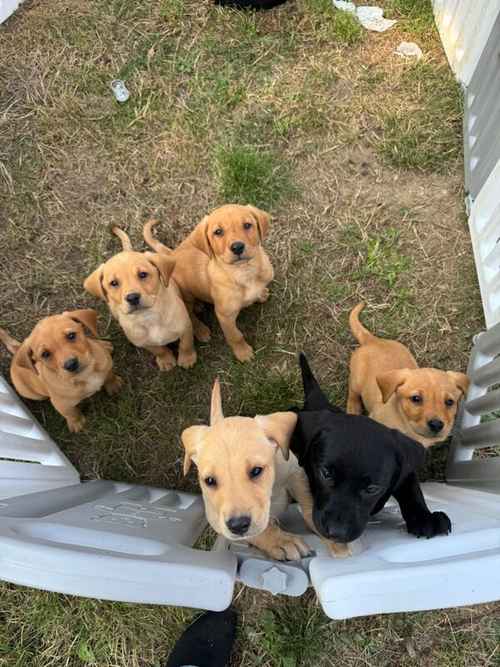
0 0 499 619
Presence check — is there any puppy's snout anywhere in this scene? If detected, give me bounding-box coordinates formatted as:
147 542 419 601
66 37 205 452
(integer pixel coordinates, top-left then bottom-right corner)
226 515 251 536
230 241 245 256
63 357 80 373
428 418 444 434
125 292 141 306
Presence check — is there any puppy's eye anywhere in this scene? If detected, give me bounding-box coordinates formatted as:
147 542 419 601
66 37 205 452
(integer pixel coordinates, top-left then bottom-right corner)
243 222 252 230
110 279 119 287
138 271 148 280
445 398 455 407
363 484 381 495
410 395 422 404
213 228 224 237
204 476 217 488
249 466 263 479
41 350 51 359
66 332 76 341
320 467 333 481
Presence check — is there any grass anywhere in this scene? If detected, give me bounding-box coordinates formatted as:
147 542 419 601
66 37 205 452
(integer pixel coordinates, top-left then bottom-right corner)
0 0 495 665
377 62 463 172
215 144 293 207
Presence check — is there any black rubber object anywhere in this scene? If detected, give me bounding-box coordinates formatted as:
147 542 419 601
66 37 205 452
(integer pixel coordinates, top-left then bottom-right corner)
164 607 238 667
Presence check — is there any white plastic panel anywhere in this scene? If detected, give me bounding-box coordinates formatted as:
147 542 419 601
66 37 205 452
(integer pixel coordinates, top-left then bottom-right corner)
0 481 237 609
447 323 500 489
432 0 500 85
0 0 24 24
0 376 79 500
467 175 500 330
311 484 500 619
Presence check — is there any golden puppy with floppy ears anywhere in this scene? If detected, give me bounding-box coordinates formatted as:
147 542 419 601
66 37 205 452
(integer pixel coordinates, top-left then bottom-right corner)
0 310 122 432
144 204 274 363
347 303 470 447
182 379 348 560
84 228 196 371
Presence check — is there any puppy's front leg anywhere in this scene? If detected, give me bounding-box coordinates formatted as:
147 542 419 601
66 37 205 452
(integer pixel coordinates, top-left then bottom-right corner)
248 523 312 561
177 323 197 369
215 309 253 362
394 472 452 538
288 470 351 558
104 369 124 395
51 399 86 433
144 345 176 371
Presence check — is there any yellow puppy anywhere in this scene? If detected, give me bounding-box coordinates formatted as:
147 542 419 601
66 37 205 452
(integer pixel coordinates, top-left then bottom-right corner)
144 204 274 362
84 228 196 371
0 310 122 432
347 303 469 447
182 379 348 560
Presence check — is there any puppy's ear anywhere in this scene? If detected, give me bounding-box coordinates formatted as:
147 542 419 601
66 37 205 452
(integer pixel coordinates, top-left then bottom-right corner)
16 338 37 373
83 265 107 301
189 217 213 257
247 205 270 241
210 377 224 426
299 353 338 412
144 252 176 287
255 411 297 461
181 425 209 475
390 430 426 484
65 309 98 337
446 371 470 398
377 369 411 403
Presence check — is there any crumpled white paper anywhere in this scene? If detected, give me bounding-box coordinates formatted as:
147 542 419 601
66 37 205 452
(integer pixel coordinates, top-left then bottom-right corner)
395 41 423 60
356 6 397 32
332 1 397 33
333 0 356 13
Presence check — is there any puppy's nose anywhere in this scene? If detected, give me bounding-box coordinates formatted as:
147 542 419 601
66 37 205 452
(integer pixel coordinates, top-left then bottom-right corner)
230 242 245 256
125 292 141 306
428 418 444 434
226 515 251 536
63 357 80 373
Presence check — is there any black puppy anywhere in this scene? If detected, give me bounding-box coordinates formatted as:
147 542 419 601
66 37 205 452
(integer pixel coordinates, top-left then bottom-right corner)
290 353 451 544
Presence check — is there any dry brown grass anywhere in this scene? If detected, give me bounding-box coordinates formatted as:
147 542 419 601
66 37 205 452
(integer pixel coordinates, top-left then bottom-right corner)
0 0 496 665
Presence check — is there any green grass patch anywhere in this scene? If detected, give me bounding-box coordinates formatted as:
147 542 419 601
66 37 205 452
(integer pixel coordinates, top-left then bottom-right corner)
377 62 462 172
385 0 435 34
306 0 364 45
359 228 411 288
257 601 329 667
215 143 294 208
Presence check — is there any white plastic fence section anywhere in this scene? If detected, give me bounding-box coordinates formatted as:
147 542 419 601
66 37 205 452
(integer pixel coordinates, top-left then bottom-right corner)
0 0 24 24
0 480 237 609
447 322 500 491
432 0 500 86
0 376 79 500
466 163 500 329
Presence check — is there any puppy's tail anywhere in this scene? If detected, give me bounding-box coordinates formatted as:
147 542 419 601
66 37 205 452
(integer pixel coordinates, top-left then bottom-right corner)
112 226 133 252
0 327 21 355
143 219 173 255
299 353 332 411
349 302 376 345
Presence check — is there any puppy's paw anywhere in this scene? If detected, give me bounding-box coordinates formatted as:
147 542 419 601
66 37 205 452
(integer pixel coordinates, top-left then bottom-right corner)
178 350 197 369
257 287 270 303
156 353 176 372
327 541 352 558
105 374 124 395
263 532 312 561
407 511 452 539
67 413 86 433
233 341 254 363
194 322 211 343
